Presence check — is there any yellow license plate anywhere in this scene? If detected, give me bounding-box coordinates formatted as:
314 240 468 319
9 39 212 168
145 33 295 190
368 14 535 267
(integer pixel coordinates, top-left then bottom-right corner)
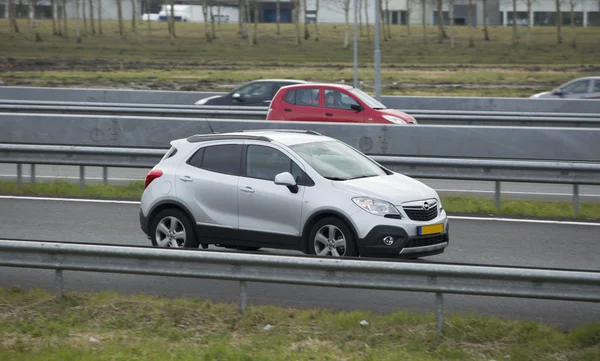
418 223 444 236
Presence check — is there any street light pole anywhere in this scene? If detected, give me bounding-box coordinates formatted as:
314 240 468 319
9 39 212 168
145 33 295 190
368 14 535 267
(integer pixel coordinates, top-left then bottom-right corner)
374 0 381 100
353 0 358 88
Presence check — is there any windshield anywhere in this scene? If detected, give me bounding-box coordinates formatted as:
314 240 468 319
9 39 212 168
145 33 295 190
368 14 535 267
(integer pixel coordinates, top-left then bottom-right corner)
349 88 387 109
290 140 387 180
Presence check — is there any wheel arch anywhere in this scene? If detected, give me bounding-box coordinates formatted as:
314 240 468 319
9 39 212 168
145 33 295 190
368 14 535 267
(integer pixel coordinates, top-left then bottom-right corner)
147 200 196 234
301 209 360 254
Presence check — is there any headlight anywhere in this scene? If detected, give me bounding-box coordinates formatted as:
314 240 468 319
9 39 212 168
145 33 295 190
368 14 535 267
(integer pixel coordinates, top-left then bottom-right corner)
382 115 406 124
195 98 208 105
352 197 401 217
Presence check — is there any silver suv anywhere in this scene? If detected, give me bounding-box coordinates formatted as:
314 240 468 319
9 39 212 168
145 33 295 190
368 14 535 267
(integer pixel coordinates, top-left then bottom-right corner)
139 130 449 259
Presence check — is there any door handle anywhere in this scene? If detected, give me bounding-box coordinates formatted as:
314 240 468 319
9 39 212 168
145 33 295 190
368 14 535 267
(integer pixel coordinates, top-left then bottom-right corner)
325 112 333 116
179 176 193 182
240 186 255 193
284 108 292 112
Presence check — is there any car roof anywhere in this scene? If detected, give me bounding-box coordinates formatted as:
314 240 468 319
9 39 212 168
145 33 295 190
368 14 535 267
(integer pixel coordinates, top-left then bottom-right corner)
277 82 355 90
249 79 309 83
183 130 335 147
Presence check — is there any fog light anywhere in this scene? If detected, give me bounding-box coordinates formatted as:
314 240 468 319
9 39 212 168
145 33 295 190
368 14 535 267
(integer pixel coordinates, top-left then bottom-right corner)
382 236 394 246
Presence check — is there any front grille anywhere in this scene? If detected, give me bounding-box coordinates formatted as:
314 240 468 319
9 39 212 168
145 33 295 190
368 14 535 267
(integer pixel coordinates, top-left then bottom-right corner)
402 206 438 221
405 234 446 248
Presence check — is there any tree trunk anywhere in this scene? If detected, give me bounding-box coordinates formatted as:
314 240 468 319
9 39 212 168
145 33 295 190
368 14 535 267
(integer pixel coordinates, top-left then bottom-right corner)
406 0 410 35
295 0 301 44
55 0 62 36
9 0 20 34
380 0 387 41
98 0 102 34
483 0 489 40
62 0 67 37
358 0 363 36
51 0 57 35
147 0 151 36
90 0 96 34
75 0 82 42
449 0 454 48
245 0 252 45
116 0 124 38
82 0 87 34
468 0 474 47
512 0 517 45
252 0 258 44
238 0 245 36
29 0 43 41
364 0 370 43
526 0 532 47
556 0 562 44
314 0 319 41
421 0 426 43
570 0 576 48
304 0 310 39
203 0 212 42
276 0 280 35
210 4 216 39
343 0 350 48
131 0 137 33
385 0 391 39
169 0 176 41
436 0 444 42
217 1 221 31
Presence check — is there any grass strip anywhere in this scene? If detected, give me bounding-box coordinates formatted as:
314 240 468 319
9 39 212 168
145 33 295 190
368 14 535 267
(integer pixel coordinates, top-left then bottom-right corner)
1 287 599 361
1 180 598 221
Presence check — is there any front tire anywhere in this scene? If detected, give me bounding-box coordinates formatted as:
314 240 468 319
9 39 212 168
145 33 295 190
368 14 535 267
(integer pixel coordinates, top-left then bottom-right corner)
308 217 358 257
150 209 199 249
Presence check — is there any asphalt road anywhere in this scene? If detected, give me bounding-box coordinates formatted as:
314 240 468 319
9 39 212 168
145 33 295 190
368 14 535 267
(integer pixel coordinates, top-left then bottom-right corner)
1 197 599 330
2 163 600 202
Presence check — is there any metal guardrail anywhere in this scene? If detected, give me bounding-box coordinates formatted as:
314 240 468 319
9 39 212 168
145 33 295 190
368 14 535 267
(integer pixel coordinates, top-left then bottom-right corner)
1 239 599 333
0 100 599 126
1 143 598 214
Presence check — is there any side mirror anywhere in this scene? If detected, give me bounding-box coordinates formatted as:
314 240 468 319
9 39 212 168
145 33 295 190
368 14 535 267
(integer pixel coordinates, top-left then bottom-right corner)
274 172 298 193
232 93 242 101
350 103 363 112
552 89 564 96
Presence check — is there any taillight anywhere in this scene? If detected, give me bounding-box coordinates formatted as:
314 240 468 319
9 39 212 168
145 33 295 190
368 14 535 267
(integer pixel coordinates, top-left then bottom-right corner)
144 169 163 189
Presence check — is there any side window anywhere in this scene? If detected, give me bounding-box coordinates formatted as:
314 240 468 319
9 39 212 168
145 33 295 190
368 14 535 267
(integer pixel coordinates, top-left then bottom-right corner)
186 147 204 168
295 88 320 107
283 89 296 104
245 145 312 186
236 83 272 98
593 80 600 93
561 80 590 94
195 144 241 175
324 89 360 110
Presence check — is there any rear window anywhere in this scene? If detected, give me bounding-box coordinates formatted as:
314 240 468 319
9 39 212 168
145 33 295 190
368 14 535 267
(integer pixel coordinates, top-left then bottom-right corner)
161 147 178 161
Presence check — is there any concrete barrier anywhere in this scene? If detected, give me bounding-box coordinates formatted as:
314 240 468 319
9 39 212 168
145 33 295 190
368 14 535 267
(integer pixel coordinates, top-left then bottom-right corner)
2 113 600 162
1 86 599 113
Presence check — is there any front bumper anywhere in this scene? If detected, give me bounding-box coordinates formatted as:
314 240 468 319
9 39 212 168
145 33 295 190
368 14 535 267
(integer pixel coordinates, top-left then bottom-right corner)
357 222 449 259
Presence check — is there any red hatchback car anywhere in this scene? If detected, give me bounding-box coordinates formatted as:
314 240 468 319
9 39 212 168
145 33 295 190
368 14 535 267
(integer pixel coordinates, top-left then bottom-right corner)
266 83 417 125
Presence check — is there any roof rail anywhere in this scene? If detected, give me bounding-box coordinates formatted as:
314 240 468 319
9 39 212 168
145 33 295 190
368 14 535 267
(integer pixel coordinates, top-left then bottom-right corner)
239 129 323 136
186 133 271 143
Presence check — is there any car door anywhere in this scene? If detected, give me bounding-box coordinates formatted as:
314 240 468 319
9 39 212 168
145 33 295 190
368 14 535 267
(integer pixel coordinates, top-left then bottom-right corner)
280 86 323 122
322 88 365 123
237 143 307 247
586 79 600 99
175 143 242 241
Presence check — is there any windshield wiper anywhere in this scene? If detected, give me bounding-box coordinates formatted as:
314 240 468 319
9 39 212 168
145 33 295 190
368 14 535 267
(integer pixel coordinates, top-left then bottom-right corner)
347 175 377 180
324 176 350 181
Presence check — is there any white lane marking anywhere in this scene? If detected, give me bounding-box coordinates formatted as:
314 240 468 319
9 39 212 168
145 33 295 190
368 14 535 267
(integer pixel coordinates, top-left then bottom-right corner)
1 195 600 227
436 188 600 198
0 174 144 182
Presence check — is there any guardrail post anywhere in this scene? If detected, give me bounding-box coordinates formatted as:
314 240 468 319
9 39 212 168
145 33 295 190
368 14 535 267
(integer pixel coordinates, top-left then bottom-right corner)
55 269 64 300
102 166 108 186
495 181 501 209
239 280 247 312
17 163 22 189
79 166 85 191
30 164 36 185
436 292 444 333
573 184 580 215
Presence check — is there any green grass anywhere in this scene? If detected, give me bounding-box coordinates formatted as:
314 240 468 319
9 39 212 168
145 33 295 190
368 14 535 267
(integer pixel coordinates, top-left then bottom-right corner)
2 179 599 220
1 20 599 96
1 287 598 360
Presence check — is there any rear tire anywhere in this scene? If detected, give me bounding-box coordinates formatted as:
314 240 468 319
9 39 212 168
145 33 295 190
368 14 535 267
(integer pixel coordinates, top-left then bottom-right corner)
308 217 358 257
150 208 199 249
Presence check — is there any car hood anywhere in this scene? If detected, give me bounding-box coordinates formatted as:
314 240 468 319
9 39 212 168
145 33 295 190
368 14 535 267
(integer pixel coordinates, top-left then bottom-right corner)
529 91 552 99
377 109 418 124
331 173 438 205
194 95 221 105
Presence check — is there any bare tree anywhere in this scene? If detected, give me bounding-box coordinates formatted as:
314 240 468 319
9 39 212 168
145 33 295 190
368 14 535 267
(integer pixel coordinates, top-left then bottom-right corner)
358 0 363 36
512 0 518 45
245 0 252 44
436 0 447 43
325 0 352 48
75 0 82 42
238 0 247 38
203 0 212 42
385 0 391 39
210 3 217 39
82 0 87 33
380 0 387 41
569 0 577 48
116 0 124 38
405 0 410 35
468 0 474 47
522 0 534 47
51 0 57 35
252 0 258 44
304 0 310 39
482 0 489 40
90 0 96 34
295 0 301 44
98 0 102 34
131 0 137 32
449 0 455 48
276 0 281 35
314 0 320 41
421 0 427 43
556 0 562 43
29 0 43 41
147 0 152 36
62 0 68 36
364 0 370 42
54 0 62 35
168 0 176 42
9 0 20 33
